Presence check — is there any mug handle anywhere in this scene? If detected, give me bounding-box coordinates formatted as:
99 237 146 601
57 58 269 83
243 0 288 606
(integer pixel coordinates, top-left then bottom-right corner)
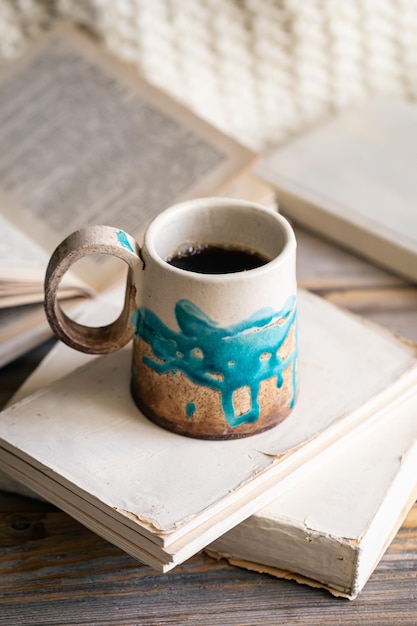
44 225 140 354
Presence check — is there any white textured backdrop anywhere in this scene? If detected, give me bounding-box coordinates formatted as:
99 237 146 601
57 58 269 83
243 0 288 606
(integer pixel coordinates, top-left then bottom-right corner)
1 0 417 150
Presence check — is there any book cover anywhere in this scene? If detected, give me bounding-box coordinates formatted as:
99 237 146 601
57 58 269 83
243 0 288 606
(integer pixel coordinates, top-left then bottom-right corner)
257 99 417 282
0 290 416 571
209 387 417 599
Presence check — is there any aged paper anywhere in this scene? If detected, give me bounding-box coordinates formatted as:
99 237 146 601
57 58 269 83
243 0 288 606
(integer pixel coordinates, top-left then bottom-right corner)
0 23 254 292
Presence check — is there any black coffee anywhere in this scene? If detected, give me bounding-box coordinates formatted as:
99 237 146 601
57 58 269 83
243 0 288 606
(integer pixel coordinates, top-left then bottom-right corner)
166 243 269 274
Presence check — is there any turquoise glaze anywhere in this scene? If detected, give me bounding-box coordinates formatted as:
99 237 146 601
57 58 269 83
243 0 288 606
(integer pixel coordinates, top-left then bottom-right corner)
132 297 298 428
116 230 135 253
186 402 197 418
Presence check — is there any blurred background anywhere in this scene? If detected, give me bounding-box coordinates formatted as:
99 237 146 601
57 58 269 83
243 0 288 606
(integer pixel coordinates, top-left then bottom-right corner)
1 0 417 151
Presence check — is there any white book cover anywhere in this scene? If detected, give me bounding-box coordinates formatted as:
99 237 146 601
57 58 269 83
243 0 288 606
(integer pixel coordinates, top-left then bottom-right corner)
257 99 417 282
3 289 417 598
1 290 416 572
209 389 417 599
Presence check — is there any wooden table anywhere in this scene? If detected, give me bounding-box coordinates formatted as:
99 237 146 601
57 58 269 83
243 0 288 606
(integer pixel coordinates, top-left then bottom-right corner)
1 225 417 625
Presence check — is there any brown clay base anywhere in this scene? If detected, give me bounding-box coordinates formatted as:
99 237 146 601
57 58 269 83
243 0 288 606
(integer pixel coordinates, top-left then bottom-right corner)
130 379 294 441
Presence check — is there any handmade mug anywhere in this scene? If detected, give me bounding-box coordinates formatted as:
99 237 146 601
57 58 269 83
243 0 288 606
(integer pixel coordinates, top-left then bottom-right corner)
44 198 298 440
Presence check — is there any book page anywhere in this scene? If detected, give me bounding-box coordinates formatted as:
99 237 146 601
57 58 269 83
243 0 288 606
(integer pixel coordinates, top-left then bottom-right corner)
0 215 48 278
0 214 90 307
0 23 254 292
0 215 47 278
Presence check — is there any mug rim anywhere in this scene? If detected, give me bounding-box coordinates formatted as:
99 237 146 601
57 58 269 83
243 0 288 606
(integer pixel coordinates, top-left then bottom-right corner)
143 197 296 281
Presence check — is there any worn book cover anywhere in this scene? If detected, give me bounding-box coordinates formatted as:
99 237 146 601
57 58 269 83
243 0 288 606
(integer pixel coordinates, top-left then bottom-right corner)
5 287 417 598
209 387 417 599
257 99 417 282
0 290 416 571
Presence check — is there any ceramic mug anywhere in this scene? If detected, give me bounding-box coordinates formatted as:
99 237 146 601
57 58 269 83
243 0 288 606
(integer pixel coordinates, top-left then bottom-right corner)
44 198 298 440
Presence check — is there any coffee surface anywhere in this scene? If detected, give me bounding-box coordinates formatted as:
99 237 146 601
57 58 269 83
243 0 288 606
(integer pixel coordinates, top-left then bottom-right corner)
166 243 269 274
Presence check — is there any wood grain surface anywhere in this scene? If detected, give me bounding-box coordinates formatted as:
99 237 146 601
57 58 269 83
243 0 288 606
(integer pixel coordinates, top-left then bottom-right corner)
1 224 417 625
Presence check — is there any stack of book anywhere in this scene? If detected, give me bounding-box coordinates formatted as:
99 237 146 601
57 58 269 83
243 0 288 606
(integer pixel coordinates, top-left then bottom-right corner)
1 22 417 600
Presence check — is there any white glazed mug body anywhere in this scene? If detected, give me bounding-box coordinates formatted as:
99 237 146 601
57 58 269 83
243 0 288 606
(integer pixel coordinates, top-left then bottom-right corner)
44 198 298 439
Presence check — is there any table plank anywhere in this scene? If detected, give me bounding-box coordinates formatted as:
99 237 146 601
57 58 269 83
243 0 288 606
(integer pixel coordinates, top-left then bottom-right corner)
0 492 416 625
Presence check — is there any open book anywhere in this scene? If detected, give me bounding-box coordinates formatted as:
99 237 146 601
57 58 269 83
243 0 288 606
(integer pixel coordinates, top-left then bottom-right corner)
0 22 262 366
1 289 416 572
257 98 417 283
